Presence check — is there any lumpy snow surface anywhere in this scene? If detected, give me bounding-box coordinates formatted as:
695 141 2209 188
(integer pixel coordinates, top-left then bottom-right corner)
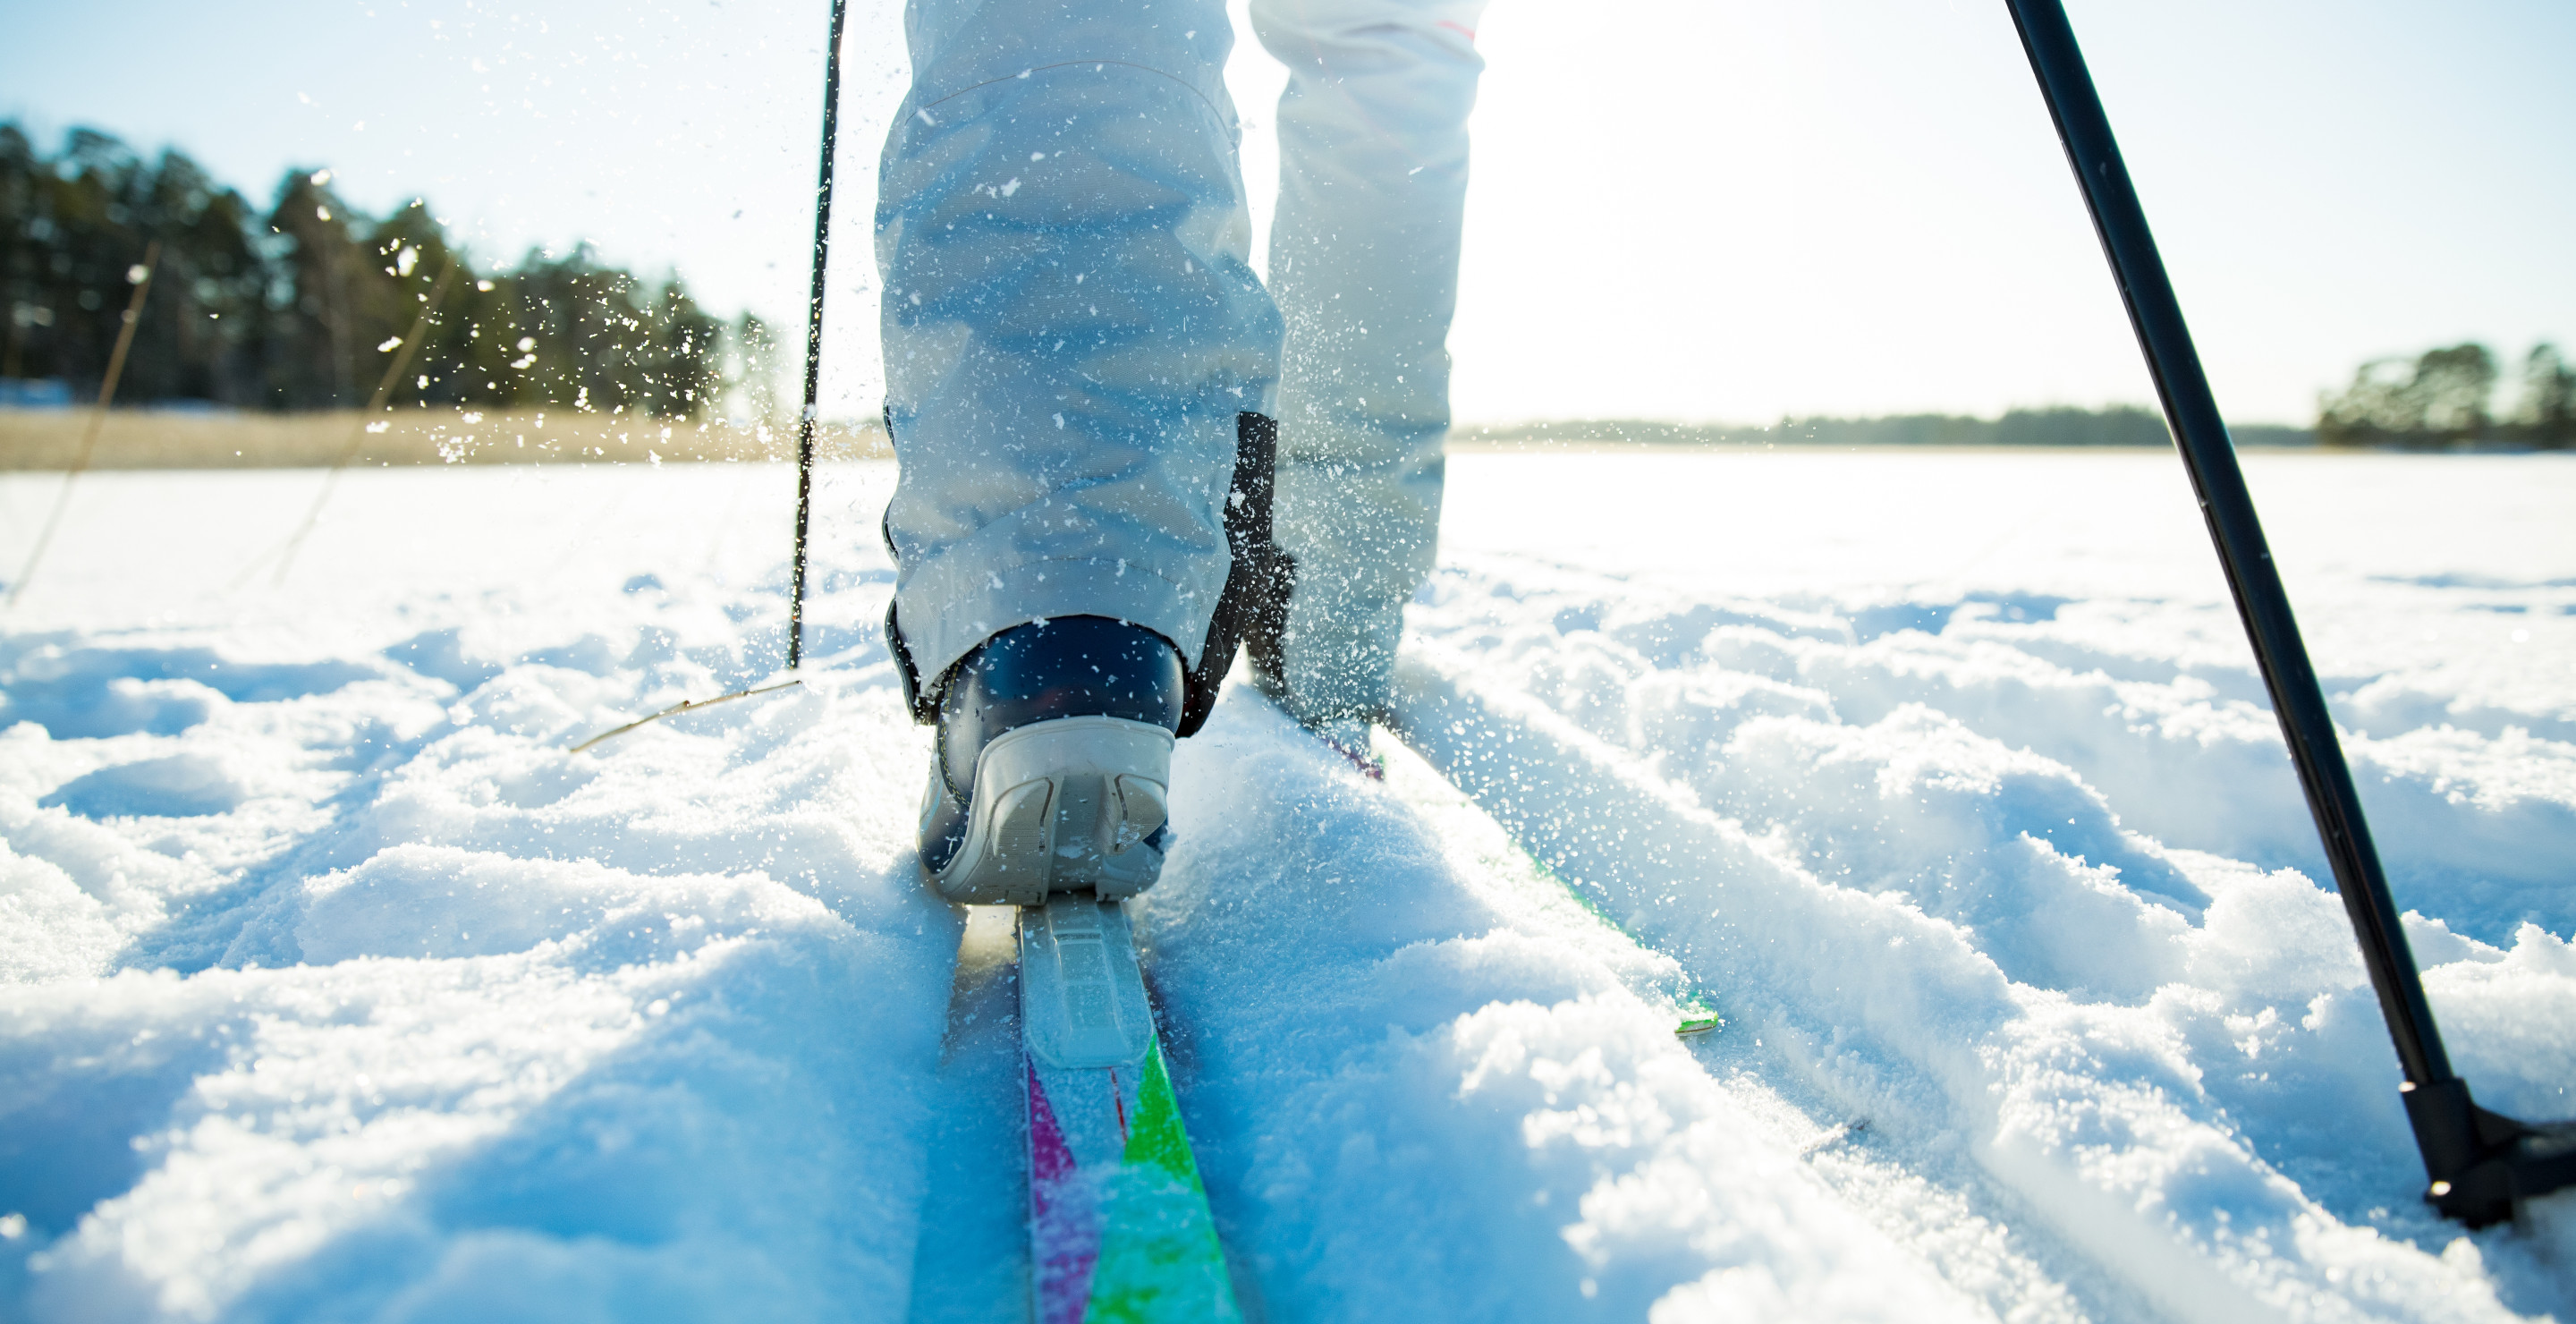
1 452 2571 1320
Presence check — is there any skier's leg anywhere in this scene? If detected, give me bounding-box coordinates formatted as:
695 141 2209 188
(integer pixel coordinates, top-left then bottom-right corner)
879 0 1281 697
880 0 1283 900
1249 0 1487 743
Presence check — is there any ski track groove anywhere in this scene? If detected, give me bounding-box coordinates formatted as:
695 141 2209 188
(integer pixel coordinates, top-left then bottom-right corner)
1373 727 2126 1324
1385 588 2573 1320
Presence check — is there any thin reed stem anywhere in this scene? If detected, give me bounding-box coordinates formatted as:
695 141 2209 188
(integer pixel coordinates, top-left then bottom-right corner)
568 677 804 753
6 241 160 610
269 256 460 587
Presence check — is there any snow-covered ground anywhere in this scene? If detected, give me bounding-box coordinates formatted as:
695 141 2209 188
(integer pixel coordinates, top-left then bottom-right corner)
2 449 2572 1321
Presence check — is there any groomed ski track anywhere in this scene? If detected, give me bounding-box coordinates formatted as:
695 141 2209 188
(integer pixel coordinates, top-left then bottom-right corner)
3 455 2572 1320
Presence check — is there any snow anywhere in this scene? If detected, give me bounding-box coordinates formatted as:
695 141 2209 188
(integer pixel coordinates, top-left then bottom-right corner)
2 450 2573 1320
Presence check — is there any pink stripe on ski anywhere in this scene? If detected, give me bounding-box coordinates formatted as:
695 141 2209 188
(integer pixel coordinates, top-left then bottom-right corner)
1027 1058 1099 1324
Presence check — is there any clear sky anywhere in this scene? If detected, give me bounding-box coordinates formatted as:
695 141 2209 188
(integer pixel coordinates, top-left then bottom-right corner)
5 0 2570 425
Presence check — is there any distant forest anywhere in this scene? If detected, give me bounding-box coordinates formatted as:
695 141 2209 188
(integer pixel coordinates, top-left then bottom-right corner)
1462 407 2314 449
1467 349 2576 452
1 123 774 419
2316 341 2573 449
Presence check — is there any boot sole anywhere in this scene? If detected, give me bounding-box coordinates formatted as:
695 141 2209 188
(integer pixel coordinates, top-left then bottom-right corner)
923 716 1174 905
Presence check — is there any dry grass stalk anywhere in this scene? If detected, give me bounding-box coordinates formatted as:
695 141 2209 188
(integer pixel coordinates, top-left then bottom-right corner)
8 242 159 608
271 258 464 583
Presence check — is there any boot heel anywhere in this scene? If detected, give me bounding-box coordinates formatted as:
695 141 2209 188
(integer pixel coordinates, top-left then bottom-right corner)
931 716 1174 904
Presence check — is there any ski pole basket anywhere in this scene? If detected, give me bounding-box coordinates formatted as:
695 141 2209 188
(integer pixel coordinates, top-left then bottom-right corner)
2001 0 2576 1227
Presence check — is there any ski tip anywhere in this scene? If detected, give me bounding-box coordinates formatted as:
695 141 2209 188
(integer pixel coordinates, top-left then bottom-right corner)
1675 1015 1723 1038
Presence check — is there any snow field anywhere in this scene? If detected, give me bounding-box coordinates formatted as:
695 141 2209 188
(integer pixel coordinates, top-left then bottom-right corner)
4 464 963 1318
0 452 2571 1320
1395 449 2576 1318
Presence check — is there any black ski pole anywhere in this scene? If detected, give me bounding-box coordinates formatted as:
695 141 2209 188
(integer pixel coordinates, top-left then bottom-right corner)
1999 0 2574 1226
788 0 850 674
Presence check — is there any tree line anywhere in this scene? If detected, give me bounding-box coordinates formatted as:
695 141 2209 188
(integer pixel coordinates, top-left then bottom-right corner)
2 123 777 418
2318 341 2573 449
1462 407 2311 449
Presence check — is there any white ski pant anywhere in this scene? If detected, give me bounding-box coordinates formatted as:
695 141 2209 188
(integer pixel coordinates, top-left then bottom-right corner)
878 0 1485 721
